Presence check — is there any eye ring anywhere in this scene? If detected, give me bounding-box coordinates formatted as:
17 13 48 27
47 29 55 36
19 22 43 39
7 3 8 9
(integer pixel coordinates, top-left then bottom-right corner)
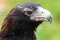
25 11 33 16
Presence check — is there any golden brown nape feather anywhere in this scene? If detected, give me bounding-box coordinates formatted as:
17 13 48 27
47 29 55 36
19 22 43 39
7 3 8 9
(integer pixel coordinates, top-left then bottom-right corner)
0 8 16 37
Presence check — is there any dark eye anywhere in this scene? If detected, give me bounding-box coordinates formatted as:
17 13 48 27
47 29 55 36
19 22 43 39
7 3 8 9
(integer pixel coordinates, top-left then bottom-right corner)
27 11 32 15
24 11 33 16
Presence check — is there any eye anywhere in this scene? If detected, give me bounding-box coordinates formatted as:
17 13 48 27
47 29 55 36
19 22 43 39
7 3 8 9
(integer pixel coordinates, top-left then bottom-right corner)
27 11 32 15
25 11 33 16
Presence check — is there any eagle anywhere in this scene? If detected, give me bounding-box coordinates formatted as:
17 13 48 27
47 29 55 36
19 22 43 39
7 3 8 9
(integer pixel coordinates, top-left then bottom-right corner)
0 2 52 40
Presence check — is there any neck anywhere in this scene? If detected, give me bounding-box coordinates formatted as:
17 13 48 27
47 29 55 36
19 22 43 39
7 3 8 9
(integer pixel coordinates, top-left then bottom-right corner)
12 21 42 40
2 21 42 40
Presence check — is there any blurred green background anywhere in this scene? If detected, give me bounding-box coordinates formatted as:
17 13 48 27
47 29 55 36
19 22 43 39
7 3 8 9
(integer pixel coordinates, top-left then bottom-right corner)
0 0 60 40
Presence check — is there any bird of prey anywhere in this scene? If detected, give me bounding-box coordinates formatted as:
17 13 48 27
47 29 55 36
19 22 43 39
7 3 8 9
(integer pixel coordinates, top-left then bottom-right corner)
0 2 52 40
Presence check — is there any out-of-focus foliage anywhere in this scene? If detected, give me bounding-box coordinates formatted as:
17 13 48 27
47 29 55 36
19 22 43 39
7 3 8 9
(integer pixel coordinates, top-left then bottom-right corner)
0 0 60 40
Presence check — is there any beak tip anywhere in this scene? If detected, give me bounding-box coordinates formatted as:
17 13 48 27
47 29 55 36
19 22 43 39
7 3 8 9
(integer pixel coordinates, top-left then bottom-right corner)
47 16 52 24
50 20 52 24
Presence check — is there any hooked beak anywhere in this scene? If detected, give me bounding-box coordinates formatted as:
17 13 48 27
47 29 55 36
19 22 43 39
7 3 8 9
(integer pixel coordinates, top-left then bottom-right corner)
30 7 52 23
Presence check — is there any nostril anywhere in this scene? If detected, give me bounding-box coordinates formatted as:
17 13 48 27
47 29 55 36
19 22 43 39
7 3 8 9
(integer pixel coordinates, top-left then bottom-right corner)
41 11 43 13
